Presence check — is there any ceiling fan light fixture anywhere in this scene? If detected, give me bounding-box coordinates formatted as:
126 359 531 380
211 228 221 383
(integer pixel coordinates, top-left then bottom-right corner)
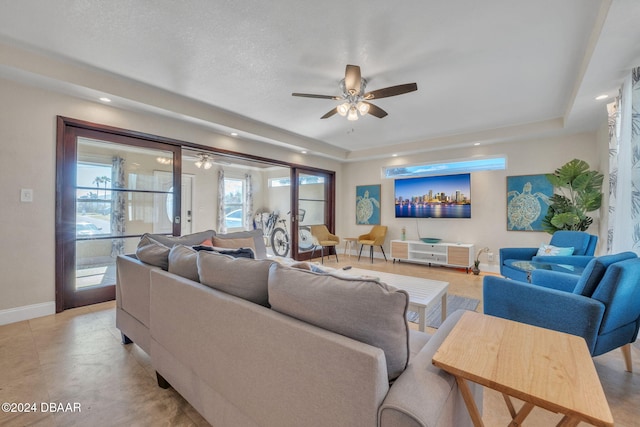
357 101 369 116
347 107 359 121
195 153 214 169
337 103 350 116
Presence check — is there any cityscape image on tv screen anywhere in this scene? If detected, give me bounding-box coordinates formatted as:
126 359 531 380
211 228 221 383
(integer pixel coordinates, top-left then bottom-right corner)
394 173 471 219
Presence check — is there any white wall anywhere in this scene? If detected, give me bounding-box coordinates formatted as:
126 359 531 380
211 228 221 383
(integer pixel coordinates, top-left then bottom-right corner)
0 77 340 319
340 131 604 268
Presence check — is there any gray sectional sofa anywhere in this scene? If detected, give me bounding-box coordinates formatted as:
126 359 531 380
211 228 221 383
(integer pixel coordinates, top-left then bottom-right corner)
116 230 481 427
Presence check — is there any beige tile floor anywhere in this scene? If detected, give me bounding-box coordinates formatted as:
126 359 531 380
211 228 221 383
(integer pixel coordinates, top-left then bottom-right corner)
0 256 638 426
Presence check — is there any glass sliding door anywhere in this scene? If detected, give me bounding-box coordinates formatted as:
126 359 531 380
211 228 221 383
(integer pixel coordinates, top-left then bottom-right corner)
56 118 181 310
291 168 335 261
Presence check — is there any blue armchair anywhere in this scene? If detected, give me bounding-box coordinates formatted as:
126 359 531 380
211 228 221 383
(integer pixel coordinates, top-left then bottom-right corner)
500 230 598 281
484 253 640 372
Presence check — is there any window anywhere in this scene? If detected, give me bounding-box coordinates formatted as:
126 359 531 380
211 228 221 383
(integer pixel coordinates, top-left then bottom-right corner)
224 178 244 229
269 176 325 187
383 156 506 178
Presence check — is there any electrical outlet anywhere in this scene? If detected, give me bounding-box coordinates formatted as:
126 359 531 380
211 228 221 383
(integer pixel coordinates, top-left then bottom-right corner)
20 188 33 203
487 252 494 262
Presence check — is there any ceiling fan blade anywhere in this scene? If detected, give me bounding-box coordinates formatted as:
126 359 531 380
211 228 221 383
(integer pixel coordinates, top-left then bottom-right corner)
321 108 338 119
364 102 388 118
344 64 361 94
292 92 339 100
364 83 418 100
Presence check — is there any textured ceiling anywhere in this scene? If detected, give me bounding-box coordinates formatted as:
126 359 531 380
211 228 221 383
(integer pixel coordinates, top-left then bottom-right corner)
1 0 639 160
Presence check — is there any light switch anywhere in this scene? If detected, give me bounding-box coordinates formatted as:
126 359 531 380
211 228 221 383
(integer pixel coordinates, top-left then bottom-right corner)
20 188 34 203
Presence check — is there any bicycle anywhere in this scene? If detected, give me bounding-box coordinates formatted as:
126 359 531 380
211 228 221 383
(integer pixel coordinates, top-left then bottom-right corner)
258 209 313 257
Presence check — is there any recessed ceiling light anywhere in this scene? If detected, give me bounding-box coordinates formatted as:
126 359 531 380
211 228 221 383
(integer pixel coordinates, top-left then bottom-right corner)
595 94 609 100
301 150 307 154
392 154 398 157
230 132 238 136
474 142 481 146
99 97 111 103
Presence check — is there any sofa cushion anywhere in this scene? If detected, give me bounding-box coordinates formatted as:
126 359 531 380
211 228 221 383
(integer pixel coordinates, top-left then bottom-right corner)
197 251 273 306
267 263 410 381
573 251 638 297
213 229 267 259
136 235 171 270
168 245 200 282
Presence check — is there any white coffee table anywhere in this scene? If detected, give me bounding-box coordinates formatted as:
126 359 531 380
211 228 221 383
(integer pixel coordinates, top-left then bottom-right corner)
348 268 449 332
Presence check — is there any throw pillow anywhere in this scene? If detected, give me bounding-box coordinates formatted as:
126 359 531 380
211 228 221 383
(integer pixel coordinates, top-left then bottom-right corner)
536 244 574 256
211 236 256 253
214 229 267 259
136 235 171 270
192 245 256 259
268 263 410 381
141 230 216 248
197 251 273 306
168 245 199 282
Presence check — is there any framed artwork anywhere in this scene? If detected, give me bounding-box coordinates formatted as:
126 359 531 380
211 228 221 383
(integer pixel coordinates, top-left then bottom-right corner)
506 174 553 231
356 184 381 225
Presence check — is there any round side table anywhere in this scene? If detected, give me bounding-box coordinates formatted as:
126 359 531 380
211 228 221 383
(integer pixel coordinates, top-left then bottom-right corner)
343 237 358 257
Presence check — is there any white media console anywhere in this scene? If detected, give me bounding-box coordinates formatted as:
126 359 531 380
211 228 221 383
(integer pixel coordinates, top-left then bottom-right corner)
390 240 475 272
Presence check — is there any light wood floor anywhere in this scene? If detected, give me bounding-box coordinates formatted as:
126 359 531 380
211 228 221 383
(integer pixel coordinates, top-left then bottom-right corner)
1 255 638 426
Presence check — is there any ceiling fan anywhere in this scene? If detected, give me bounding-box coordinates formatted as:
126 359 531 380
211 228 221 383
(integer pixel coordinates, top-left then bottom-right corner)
292 64 417 121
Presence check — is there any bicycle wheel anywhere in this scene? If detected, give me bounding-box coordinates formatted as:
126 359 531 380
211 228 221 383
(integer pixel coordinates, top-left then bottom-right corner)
298 227 314 251
271 227 290 257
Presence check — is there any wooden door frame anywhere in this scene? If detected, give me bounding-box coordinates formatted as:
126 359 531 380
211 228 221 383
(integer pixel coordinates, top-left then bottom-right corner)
291 167 336 261
55 117 183 312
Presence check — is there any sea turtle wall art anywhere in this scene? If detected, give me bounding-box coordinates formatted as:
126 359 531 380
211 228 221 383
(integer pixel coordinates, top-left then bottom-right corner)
506 174 553 231
355 184 381 225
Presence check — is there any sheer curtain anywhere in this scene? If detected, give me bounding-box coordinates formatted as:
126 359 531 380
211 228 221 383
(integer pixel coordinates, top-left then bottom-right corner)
607 66 640 254
244 173 254 230
217 169 227 234
111 155 126 257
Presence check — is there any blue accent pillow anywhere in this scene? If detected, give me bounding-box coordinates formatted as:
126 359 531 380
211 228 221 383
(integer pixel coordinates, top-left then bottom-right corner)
536 244 574 256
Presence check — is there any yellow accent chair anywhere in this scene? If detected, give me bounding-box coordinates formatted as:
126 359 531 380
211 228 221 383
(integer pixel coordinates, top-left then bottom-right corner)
310 225 340 264
357 225 388 263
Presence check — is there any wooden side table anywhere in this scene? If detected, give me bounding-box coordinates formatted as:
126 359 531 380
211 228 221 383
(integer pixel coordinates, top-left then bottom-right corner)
432 311 613 427
343 237 357 257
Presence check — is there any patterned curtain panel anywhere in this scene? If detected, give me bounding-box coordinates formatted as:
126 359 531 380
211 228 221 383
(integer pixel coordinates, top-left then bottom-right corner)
110 156 126 257
244 173 254 230
217 169 227 234
607 66 640 254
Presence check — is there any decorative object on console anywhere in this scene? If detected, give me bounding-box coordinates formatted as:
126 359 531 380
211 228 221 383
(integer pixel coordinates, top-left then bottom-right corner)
506 174 552 231
542 158 604 234
355 184 381 225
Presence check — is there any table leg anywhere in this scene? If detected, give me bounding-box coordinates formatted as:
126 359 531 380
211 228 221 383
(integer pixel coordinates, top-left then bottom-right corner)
441 293 447 322
417 307 426 332
455 377 484 427
556 415 581 427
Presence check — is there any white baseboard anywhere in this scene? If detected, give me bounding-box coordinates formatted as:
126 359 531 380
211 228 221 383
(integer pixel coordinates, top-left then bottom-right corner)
0 301 55 326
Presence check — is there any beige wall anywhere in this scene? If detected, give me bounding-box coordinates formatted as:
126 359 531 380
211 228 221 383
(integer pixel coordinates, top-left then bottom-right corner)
339 131 605 267
0 74 609 321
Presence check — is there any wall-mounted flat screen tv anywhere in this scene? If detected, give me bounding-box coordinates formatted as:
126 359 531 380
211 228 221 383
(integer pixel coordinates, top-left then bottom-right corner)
394 173 471 218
